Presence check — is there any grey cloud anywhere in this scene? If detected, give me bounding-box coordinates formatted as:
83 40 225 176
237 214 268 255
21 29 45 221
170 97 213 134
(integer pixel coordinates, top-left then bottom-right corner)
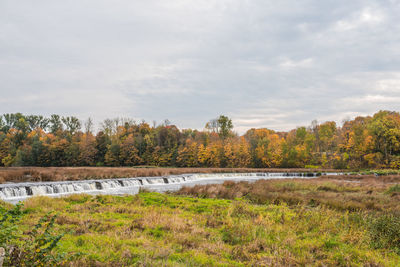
1 0 400 133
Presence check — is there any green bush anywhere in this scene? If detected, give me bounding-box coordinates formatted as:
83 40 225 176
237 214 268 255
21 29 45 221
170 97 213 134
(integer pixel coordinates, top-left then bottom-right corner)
9 213 66 266
0 204 72 266
304 165 321 169
147 226 165 239
0 203 24 246
385 184 400 195
368 213 400 254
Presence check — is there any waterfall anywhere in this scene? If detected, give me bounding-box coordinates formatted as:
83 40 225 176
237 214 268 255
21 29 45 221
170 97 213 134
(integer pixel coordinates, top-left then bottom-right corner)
0 172 340 203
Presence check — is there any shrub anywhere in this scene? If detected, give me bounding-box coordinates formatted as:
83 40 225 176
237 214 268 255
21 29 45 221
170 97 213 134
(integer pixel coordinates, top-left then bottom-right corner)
147 226 165 239
0 203 24 249
0 204 73 266
305 165 321 169
368 213 400 254
385 184 400 195
9 213 66 266
221 220 265 246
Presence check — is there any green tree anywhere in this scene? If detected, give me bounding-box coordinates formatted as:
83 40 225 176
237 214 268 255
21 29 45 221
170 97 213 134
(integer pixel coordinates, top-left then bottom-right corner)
217 115 233 140
206 115 233 140
369 111 400 162
49 114 63 134
62 116 81 135
26 115 49 131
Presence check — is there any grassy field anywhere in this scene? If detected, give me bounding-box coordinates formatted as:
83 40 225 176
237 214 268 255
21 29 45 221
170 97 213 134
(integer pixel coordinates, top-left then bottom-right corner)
2 176 400 266
0 167 341 183
177 176 400 213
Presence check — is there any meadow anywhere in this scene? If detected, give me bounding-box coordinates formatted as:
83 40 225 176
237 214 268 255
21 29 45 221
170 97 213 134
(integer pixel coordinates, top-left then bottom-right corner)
1 175 400 266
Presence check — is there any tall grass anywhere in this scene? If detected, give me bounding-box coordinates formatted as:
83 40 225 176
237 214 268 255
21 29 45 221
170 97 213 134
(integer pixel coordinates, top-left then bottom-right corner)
0 167 338 183
177 178 400 213
368 213 400 254
10 192 400 266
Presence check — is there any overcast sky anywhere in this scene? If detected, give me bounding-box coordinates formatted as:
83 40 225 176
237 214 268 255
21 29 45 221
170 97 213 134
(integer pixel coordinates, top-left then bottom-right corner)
1 0 400 133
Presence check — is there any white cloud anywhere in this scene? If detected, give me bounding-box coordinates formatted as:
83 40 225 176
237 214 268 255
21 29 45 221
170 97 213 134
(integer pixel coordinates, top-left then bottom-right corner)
335 7 385 31
376 77 400 92
279 58 314 69
350 94 400 104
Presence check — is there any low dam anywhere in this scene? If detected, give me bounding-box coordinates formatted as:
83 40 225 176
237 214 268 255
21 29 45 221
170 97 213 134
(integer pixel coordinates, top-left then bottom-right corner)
0 172 340 203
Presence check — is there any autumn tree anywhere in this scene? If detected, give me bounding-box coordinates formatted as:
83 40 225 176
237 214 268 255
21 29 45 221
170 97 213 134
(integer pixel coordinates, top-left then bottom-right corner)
369 111 400 161
1 111 400 169
177 140 199 167
120 134 142 166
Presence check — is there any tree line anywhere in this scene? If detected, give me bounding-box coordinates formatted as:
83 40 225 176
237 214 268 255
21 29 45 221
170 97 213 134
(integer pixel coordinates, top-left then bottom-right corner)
0 111 400 169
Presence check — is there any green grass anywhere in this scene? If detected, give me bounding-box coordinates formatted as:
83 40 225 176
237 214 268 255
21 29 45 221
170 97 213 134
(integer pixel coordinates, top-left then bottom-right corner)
386 184 400 195
177 178 400 213
6 191 399 266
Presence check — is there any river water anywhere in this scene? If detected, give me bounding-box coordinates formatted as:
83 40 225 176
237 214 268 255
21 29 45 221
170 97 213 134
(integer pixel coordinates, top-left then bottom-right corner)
0 172 341 204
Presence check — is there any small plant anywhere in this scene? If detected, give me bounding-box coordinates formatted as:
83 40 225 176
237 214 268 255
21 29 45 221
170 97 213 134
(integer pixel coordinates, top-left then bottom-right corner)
76 237 85 247
385 184 400 195
368 213 400 254
11 213 66 266
0 203 24 265
0 204 73 266
317 185 339 192
147 226 165 239
305 165 321 169
0 203 24 246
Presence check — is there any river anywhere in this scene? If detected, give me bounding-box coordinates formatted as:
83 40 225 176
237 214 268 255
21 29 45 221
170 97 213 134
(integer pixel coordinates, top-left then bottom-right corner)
0 172 342 203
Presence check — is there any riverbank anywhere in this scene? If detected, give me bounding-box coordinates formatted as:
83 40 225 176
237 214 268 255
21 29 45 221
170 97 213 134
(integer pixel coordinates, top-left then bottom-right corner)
0 167 342 183
0 173 330 203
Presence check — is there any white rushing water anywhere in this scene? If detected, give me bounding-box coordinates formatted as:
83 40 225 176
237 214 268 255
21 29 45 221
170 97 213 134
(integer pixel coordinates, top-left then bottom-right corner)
0 172 342 203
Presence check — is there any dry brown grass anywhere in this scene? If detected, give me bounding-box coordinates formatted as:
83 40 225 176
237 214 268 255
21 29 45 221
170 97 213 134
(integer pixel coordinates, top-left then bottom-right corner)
323 174 400 184
0 167 339 183
176 177 400 213
14 191 400 266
